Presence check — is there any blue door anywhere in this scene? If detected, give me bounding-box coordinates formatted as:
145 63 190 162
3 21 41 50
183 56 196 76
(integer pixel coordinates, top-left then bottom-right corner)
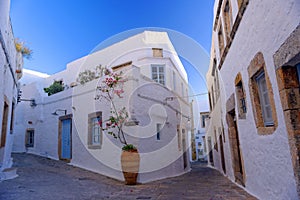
61 118 71 160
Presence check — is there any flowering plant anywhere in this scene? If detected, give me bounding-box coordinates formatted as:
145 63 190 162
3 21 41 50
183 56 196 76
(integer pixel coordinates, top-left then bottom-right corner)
96 68 135 149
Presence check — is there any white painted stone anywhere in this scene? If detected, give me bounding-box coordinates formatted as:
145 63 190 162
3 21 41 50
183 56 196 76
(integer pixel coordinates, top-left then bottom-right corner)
13 31 191 183
0 0 23 180
206 1 300 199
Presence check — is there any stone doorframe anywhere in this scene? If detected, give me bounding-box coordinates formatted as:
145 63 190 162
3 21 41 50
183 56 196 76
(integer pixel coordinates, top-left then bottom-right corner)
226 94 246 186
0 95 9 165
273 25 300 197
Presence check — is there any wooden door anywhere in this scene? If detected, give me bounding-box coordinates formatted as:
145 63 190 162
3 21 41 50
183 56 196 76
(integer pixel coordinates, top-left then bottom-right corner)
59 116 72 162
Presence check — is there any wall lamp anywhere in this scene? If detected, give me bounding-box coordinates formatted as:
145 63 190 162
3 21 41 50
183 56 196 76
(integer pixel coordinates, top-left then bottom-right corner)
19 98 37 107
51 109 67 116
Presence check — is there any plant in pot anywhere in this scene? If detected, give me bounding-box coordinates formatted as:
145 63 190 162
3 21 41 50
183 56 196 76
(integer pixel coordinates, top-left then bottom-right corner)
95 67 140 185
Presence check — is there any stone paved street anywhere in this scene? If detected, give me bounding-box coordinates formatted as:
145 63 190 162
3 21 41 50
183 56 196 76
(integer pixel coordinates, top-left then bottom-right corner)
0 153 256 200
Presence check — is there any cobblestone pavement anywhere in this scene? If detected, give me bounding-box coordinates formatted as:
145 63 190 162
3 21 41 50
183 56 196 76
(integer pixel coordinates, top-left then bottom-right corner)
0 153 256 200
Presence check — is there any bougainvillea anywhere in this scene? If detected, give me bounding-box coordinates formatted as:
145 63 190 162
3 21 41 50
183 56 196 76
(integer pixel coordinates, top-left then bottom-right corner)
95 68 130 145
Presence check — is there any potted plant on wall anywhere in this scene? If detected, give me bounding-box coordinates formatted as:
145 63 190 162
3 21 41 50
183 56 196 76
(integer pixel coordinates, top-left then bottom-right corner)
95 68 140 185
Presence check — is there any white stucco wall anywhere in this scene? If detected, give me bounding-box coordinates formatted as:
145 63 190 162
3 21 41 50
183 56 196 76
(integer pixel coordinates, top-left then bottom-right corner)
13 31 191 183
0 0 23 179
206 0 300 199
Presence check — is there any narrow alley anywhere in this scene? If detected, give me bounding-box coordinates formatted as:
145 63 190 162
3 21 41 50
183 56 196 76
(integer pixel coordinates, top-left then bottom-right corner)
0 153 256 200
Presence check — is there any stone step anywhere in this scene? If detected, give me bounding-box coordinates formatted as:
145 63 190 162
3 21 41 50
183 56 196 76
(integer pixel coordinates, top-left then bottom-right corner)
0 167 18 181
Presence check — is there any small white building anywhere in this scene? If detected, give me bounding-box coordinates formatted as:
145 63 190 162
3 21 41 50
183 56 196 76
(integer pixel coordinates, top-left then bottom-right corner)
0 0 23 180
205 0 300 199
195 112 209 161
13 31 191 183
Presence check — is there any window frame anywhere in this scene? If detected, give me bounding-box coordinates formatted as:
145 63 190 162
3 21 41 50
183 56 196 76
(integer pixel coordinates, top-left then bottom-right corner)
255 71 274 126
201 114 209 128
248 52 277 135
218 22 225 56
88 111 103 149
151 64 165 85
173 71 176 90
235 73 247 119
214 128 218 151
152 48 163 57
156 123 162 140
25 129 34 148
223 0 233 43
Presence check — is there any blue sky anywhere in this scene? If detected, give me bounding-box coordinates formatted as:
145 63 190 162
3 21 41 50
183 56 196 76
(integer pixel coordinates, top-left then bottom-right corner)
10 0 214 112
11 0 214 73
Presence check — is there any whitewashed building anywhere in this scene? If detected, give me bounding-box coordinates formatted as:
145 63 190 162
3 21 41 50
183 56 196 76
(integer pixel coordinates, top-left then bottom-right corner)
0 0 23 180
205 0 300 199
13 31 191 183
195 112 209 161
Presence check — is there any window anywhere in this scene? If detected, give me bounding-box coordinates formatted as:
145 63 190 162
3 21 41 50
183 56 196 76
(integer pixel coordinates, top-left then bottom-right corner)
235 73 247 119
211 59 220 101
10 102 15 134
152 48 163 57
198 142 202 147
151 65 165 85
214 128 218 151
218 23 225 56
207 136 214 166
223 0 233 43
248 52 277 134
88 112 102 149
256 72 274 126
201 114 209 128
173 71 176 90
25 129 34 148
186 89 188 101
208 92 213 110
202 136 207 153
156 123 162 140
91 117 101 144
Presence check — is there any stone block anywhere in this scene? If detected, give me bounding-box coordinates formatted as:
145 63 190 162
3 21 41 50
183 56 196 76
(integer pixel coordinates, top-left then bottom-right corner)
226 94 235 112
284 110 300 131
248 52 265 78
257 127 276 135
273 25 300 69
280 88 300 111
276 66 299 91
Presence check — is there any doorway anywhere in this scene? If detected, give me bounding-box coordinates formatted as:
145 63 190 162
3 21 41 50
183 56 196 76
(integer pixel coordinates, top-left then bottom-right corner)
207 136 214 166
1 101 9 148
219 133 226 174
0 100 9 164
182 129 188 169
58 115 72 162
227 109 245 186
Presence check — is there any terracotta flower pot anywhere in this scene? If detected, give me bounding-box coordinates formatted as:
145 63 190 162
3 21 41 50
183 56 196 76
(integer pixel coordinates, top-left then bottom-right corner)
121 149 140 185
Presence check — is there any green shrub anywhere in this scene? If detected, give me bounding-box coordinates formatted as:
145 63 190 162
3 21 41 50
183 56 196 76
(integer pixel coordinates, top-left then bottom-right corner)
122 144 137 151
44 81 64 96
